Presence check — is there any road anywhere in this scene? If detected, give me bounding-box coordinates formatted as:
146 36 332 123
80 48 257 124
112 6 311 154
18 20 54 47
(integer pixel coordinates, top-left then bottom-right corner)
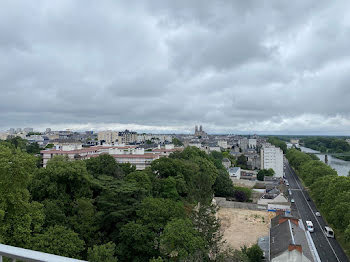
284 158 349 262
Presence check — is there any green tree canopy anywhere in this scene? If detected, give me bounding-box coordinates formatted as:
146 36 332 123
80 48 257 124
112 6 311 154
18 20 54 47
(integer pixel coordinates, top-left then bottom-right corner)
160 218 206 260
31 225 85 259
88 242 118 262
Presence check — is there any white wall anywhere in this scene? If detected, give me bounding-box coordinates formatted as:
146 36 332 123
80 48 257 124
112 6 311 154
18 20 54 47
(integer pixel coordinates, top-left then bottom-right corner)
261 145 283 177
271 249 312 262
258 194 288 205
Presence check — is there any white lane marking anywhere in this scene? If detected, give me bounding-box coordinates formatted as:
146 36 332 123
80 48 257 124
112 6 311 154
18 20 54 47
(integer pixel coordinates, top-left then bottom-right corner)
286 162 341 262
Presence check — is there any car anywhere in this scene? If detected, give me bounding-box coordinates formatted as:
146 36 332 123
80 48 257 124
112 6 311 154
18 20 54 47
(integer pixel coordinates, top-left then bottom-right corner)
315 212 321 217
306 221 314 233
291 199 295 203
325 226 335 238
306 197 311 201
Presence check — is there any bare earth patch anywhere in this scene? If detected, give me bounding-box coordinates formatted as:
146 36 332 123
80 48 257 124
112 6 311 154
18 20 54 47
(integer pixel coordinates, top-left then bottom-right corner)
217 208 270 249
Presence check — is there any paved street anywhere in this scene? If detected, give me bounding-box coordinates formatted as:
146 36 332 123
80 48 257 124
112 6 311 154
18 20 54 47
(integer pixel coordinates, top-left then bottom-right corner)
284 158 349 262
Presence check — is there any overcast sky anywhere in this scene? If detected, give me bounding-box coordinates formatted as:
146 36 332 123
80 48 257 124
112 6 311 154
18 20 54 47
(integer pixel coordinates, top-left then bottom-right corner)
1 0 350 135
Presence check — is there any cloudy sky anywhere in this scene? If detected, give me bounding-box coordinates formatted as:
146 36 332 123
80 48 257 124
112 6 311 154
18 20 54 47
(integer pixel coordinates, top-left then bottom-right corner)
1 0 350 135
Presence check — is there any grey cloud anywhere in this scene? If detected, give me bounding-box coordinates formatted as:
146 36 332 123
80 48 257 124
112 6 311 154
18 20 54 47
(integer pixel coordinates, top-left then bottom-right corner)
0 0 350 134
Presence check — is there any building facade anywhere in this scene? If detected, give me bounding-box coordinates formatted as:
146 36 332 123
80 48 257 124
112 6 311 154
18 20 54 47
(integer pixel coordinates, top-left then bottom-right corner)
98 131 119 144
260 144 284 177
118 130 137 144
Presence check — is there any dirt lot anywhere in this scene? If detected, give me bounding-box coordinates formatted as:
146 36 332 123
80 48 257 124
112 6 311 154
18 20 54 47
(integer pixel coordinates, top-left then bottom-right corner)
217 207 271 249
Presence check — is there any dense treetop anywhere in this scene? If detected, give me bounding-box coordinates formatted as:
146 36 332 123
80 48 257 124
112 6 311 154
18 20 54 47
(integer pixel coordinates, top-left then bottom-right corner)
0 143 258 261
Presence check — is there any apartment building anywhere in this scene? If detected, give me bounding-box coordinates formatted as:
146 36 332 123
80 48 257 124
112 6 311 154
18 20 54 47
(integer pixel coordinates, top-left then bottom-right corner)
248 138 257 148
260 144 283 177
118 130 137 144
218 140 228 149
98 131 119 144
41 145 158 170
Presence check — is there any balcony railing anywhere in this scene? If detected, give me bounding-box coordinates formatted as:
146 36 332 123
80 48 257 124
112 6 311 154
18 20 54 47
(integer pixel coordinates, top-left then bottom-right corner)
0 244 87 262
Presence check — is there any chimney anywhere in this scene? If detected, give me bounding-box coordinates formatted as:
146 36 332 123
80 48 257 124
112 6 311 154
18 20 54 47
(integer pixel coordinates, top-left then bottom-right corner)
288 244 302 254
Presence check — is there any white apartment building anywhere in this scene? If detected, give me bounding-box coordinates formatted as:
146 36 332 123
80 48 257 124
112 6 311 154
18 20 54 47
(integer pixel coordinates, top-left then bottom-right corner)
260 144 283 177
218 140 228 149
136 134 172 143
41 145 158 170
248 138 257 148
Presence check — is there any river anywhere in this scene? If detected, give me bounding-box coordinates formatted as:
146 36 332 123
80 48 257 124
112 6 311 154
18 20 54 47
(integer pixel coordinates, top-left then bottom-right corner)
289 144 350 177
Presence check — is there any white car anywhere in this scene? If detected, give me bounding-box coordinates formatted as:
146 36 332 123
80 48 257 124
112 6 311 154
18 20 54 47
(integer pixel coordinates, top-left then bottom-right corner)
315 212 321 217
291 199 295 203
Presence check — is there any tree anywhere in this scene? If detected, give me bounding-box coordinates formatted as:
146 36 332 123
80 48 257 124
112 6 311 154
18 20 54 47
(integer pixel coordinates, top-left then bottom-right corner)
241 244 263 262
213 170 234 197
236 155 248 169
116 222 157 261
85 154 123 178
68 198 100 248
126 171 152 193
159 218 206 260
31 225 85 259
88 242 118 262
172 138 183 146
26 142 41 154
257 169 275 181
267 137 287 153
96 180 148 240
345 224 350 243
31 156 92 204
136 197 185 232
119 163 136 176
234 187 252 202
0 145 44 247
216 248 249 262
190 203 222 257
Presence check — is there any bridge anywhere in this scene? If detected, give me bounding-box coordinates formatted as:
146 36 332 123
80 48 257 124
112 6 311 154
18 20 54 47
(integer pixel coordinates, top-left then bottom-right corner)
308 152 350 157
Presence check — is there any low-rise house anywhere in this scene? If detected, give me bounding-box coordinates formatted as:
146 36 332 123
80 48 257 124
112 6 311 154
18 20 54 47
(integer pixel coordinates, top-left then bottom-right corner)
222 158 231 169
152 145 184 157
270 215 314 262
258 192 289 205
228 167 241 179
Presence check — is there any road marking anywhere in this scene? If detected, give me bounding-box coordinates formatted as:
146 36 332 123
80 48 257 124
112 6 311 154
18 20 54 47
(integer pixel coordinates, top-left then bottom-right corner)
286 162 341 262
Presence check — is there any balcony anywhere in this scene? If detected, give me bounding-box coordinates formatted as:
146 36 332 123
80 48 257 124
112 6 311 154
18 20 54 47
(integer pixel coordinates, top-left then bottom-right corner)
0 244 87 262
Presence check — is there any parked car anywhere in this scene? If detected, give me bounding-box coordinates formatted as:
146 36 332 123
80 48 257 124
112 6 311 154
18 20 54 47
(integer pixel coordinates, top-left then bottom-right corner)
315 212 321 217
291 199 295 203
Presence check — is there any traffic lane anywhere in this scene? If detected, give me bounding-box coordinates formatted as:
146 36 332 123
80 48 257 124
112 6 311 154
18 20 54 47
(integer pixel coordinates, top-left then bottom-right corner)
285 162 349 262
284 167 334 261
286 164 349 261
284 163 336 261
293 190 338 262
